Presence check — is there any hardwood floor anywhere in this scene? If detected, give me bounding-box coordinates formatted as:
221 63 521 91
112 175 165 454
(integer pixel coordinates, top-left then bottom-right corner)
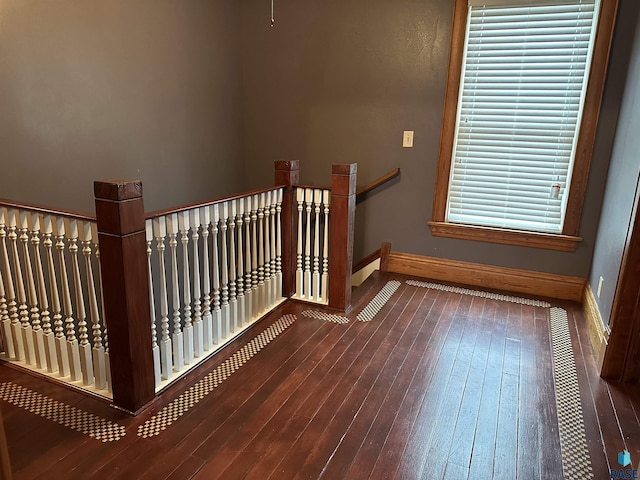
0 271 638 479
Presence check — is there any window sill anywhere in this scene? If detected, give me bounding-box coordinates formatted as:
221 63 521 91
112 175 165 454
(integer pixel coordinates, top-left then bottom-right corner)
427 221 581 252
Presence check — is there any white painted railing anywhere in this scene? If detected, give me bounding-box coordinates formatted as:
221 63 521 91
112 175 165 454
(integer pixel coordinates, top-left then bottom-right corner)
145 188 284 390
0 206 109 396
294 187 330 304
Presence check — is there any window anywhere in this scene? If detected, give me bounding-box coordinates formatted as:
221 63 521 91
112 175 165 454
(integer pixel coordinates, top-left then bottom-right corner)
429 0 618 251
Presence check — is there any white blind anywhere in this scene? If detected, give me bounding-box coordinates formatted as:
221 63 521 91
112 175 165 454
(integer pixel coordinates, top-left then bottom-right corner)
446 0 600 233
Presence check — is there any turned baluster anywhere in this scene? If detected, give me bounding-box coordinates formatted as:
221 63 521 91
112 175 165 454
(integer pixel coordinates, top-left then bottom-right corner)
257 193 266 315
189 209 203 358
153 216 172 380
145 219 161 388
304 188 313 300
251 195 259 318
81 221 106 388
93 234 111 391
0 255 7 348
275 189 283 300
312 190 322 302
68 219 89 383
178 212 194 365
0 209 15 360
210 204 222 344
37 215 57 372
199 207 213 351
263 192 272 312
269 190 278 306
244 196 253 323
236 199 245 327
322 191 330 303
295 188 304 297
228 200 238 334
166 213 184 373
18 211 39 367
29 213 48 369
7 209 27 361
220 202 230 339
48 216 69 376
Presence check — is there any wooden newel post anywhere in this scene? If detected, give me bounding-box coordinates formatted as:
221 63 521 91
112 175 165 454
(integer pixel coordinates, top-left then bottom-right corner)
94 180 154 414
328 163 357 312
275 160 299 298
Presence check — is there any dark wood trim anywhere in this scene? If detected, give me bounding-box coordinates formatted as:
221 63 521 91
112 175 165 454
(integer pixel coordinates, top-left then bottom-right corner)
385 250 585 301
431 0 468 223
379 242 391 272
0 404 11 480
275 161 299 298
601 180 640 381
94 179 155 413
0 198 95 222
328 164 357 312
563 0 619 237
431 0 619 244
356 168 400 202
145 185 285 220
428 221 581 252
352 248 382 274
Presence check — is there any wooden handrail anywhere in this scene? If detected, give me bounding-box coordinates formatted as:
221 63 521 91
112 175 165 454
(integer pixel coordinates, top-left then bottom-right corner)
352 248 382 274
356 168 400 200
0 198 96 222
145 185 286 219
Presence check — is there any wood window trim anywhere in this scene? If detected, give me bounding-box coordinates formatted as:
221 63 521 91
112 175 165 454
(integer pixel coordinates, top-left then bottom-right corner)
430 0 619 252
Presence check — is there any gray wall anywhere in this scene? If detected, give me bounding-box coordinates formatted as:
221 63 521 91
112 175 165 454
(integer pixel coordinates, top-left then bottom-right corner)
0 0 244 213
589 0 640 325
240 0 623 277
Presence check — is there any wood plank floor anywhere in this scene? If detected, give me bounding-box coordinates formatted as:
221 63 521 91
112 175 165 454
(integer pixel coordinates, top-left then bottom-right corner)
0 271 637 479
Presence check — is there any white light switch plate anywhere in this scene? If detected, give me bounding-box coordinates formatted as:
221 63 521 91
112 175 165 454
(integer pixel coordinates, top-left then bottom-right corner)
403 131 414 148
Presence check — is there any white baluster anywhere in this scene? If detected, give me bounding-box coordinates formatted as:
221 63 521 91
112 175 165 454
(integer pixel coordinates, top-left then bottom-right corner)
275 189 283 300
28 213 47 369
251 195 259 318
189 209 203 358
178 212 193 365
145 219 161 387
269 190 278 307
38 215 57 372
199 207 213 351
228 200 238 334
13 211 35 364
263 192 272 312
81 222 105 388
304 188 313 300
8 210 27 362
167 213 184 373
17 212 38 366
322 191 330 303
93 234 111 392
295 188 304 298
236 199 245 328
313 189 322 302
220 202 230 339
257 193 266 315
68 219 88 383
153 216 172 380
244 197 253 323
210 204 222 344
49 217 70 377
0 209 15 360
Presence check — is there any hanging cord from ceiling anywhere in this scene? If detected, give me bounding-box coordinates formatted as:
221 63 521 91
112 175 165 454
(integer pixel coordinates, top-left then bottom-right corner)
270 0 275 27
